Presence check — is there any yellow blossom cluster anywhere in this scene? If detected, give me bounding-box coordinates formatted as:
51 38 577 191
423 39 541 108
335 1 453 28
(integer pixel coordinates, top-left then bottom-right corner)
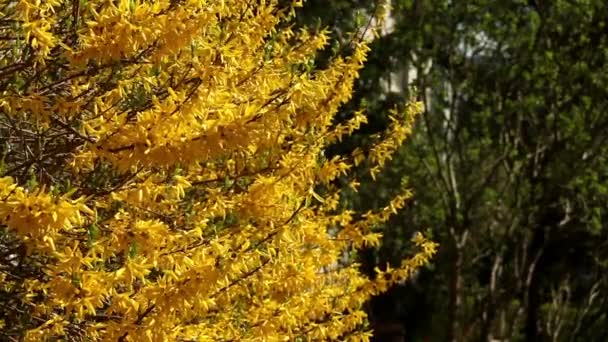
0 0 436 340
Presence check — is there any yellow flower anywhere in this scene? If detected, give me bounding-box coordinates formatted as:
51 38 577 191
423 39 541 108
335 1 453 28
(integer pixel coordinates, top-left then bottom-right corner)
1 0 432 340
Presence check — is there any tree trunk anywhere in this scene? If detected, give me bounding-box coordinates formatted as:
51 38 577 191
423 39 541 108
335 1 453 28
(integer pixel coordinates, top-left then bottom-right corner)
525 269 541 342
447 243 463 342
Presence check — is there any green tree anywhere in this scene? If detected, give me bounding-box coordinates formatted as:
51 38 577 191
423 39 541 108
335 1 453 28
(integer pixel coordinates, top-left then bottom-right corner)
296 0 608 340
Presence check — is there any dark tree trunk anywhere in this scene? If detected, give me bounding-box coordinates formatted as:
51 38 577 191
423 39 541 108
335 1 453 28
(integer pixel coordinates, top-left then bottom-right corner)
447 243 463 342
525 269 541 342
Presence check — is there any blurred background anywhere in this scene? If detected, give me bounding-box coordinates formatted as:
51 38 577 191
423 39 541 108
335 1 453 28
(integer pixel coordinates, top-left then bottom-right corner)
290 1 608 341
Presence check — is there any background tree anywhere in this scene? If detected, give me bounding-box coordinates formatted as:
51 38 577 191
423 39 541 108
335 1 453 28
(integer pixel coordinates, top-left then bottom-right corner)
294 0 608 341
0 0 437 340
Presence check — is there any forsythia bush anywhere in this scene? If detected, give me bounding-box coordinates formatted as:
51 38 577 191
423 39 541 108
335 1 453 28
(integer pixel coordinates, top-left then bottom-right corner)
0 0 436 340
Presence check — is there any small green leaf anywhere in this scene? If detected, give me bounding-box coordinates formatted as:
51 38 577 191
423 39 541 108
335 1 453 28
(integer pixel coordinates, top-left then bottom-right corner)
128 242 139 258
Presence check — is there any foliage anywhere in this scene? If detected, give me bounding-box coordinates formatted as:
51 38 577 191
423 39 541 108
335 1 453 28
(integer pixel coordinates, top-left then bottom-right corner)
295 0 608 341
0 0 437 340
